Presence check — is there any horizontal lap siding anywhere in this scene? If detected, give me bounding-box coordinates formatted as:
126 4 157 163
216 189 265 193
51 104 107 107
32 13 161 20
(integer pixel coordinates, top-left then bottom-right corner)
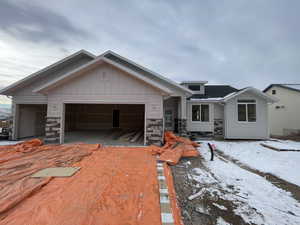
225 92 268 139
186 102 214 132
47 63 164 119
265 86 300 136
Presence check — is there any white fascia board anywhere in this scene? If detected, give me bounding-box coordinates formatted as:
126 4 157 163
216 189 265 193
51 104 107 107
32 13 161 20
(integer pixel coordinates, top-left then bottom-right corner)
181 81 208 84
102 50 193 95
0 49 96 95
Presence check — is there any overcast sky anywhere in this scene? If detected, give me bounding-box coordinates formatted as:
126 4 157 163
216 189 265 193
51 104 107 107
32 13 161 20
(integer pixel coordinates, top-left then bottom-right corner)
0 0 299 102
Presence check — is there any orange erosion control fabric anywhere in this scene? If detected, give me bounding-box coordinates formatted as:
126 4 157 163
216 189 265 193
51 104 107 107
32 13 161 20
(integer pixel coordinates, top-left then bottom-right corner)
0 140 100 220
151 131 200 165
1 146 162 225
0 132 199 225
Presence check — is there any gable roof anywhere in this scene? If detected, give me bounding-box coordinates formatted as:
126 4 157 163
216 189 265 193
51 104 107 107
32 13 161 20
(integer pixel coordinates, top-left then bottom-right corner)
189 86 278 103
188 85 238 100
1 50 193 97
224 87 278 103
33 56 173 95
0 50 96 95
263 84 300 94
102 51 193 95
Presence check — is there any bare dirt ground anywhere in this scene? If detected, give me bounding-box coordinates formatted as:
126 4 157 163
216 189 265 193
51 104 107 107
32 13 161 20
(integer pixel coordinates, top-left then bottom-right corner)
215 149 300 203
171 156 253 225
171 152 300 225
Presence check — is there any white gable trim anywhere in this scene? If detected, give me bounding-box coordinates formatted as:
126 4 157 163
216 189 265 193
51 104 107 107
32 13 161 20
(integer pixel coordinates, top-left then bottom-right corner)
223 87 278 103
33 56 173 95
0 50 96 95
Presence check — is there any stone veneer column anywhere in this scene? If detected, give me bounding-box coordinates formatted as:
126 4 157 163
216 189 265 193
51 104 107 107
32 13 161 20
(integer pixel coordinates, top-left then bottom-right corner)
214 119 224 136
146 119 163 146
8 104 15 140
45 117 61 143
177 118 187 137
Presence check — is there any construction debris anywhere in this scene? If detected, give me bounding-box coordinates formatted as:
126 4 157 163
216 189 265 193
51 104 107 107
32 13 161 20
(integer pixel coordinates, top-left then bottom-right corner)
151 131 200 165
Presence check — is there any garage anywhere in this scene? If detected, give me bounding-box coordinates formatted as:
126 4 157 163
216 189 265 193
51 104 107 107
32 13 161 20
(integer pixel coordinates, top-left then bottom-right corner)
63 104 145 145
17 104 47 139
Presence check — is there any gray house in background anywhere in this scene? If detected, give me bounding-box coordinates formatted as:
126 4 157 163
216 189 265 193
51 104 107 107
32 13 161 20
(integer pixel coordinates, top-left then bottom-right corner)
0 50 277 145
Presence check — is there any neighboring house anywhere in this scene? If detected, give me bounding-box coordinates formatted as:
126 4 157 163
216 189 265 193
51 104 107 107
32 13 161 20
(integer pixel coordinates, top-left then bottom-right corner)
0 50 277 145
264 84 300 136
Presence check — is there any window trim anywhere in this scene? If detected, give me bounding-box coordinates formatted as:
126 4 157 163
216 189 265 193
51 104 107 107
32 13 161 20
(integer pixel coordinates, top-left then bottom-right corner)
191 104 210 122
237 99 257 123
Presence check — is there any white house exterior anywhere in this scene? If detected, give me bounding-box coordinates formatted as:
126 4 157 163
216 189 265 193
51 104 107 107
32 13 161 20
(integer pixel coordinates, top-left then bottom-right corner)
0 50 277 145
264 84 300 136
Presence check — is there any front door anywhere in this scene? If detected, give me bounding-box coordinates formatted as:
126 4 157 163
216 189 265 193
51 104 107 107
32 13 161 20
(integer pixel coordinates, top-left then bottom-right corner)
164 109 173 131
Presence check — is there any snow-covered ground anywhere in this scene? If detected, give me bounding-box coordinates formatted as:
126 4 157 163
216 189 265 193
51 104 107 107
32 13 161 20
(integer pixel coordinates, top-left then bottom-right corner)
263 139 300 150
198 139 300 186
192 143 300 225
0 140 20 146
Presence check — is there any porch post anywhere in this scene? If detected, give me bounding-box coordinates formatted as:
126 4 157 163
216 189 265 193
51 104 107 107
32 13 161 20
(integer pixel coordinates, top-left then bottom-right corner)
10 103 18 140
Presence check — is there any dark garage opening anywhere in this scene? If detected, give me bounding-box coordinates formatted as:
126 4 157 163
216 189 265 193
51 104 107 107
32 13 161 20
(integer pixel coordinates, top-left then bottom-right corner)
64 104 145 145
17 104 47 139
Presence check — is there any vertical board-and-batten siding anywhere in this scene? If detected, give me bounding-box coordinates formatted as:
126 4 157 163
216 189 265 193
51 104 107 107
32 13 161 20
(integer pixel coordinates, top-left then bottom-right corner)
225 92 269 139
46 63 164 119
12 56 93 104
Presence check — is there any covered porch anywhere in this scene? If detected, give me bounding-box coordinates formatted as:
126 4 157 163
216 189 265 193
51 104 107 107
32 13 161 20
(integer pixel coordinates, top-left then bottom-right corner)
163 96 188 136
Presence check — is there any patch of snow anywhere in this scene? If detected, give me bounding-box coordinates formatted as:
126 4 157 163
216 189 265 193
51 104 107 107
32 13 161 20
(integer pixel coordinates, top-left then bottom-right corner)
263 140 300 151
195 203 210 215
189 98 223 102
188 189 206 200
0 140 20 146
199 140 300 186
217 217 231 225
212 203 227 210
195 142 300 225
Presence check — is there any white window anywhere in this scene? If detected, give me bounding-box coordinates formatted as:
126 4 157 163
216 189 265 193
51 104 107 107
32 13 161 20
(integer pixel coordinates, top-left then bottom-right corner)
192 104 209 122
237 99 256 122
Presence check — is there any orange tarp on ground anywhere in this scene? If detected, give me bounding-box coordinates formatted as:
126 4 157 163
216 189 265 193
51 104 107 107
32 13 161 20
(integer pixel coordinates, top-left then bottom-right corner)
0 132 200 225
0 140 100 219
1 147 162 225
151 131 200 165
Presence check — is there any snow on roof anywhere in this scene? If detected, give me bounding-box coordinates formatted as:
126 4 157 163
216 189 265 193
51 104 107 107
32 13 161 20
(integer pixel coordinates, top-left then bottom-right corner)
189 97 223 102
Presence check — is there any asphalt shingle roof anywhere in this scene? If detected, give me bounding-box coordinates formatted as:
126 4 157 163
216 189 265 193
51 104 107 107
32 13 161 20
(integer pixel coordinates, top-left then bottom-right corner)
188 85 238 99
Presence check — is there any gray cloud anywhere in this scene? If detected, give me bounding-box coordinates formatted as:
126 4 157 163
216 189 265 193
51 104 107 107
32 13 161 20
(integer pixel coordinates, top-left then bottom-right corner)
0 0 300 90
0 0 88 43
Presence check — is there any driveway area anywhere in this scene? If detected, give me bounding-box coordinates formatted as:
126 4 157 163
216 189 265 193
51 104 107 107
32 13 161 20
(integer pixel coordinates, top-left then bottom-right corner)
1 145 162 225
